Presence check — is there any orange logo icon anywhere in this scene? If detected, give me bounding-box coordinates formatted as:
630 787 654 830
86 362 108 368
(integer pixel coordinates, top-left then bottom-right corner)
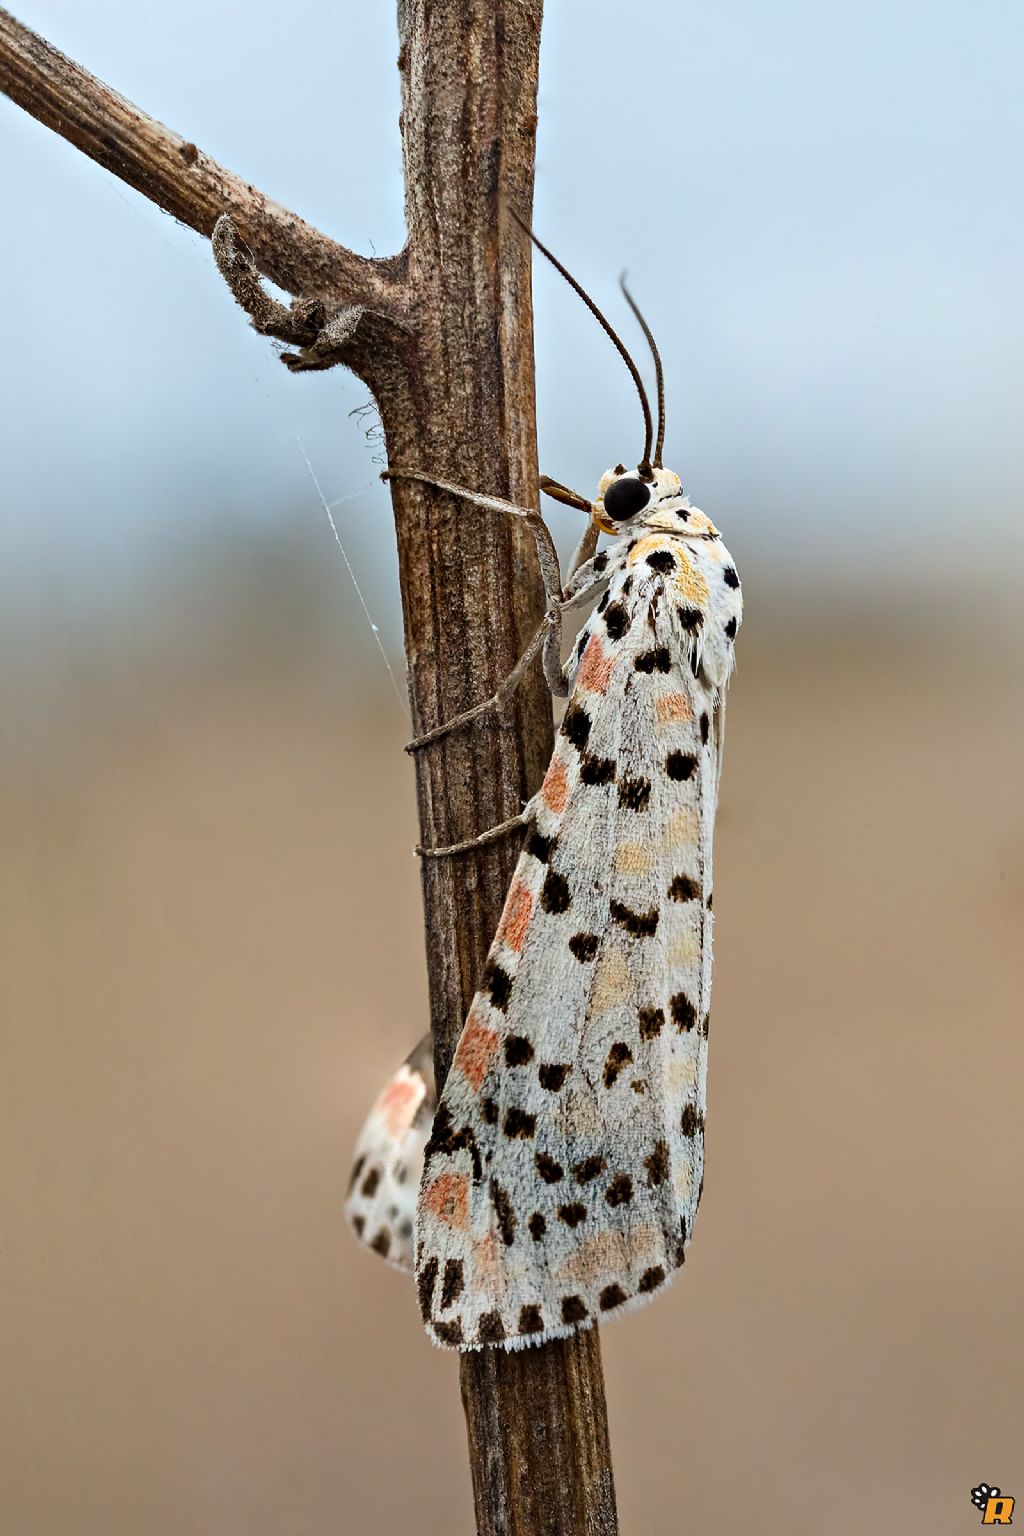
972 1485 1014 1525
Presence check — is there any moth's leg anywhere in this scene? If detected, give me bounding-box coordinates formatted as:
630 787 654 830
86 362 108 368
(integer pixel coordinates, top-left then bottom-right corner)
567 519 600 581
408 550 611 749
406 611 555 752
538 473 600 583
389 465 606 740
416 810 529 859
561 551 613 604
383 467 563 609
542 611 568 698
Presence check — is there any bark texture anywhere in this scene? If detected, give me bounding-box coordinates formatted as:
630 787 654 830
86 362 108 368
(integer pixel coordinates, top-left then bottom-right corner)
0 4 619 1531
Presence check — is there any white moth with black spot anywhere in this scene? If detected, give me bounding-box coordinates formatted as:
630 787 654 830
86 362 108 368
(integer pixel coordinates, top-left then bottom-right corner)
348 225 742 1350
345 1035 436 1271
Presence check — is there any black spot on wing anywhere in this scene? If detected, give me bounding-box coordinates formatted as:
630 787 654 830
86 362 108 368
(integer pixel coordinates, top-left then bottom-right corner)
645 1141 670 1186
618 776 652 812
723 565 740 589
603 602 630 640
440 1259 464 1310
634 646 671 673
639 1265 666 1293
536 1152 564 1184
433 1317 463 1346
725 616 738 640
558 1202 587 1227
504 1107 536 1139
699 711 710 744
478 1311 506 1344
425 1105 482 1181
573 1155 606 1184
541 869 572 912
484 961 513 1011
603 1042 633 1087
605 1174 633 1206
561 1295 589 1324
599 1284 628 1311
671 992 698 1032
676 606 704 632
666 751 698 781
560 704 592 750
680 1103 705 1138
526 826 555 863
610 899 659 937
518 1304 544 1335
417 1255 438 1319
638 1006 665 1040
669 874 701 901
538 1062 572 1091
580 753 616 785
528 1212 547 1241
369 1228 391 1258
568 933 599 962
490 1180 517 1245
504 1035 534 1067
645 549 676 574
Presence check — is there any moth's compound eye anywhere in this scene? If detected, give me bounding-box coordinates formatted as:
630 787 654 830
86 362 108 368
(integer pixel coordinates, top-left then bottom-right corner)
602 476 651 523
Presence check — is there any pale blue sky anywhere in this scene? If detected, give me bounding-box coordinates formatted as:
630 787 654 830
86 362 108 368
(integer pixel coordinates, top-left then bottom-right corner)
1 0 1021 649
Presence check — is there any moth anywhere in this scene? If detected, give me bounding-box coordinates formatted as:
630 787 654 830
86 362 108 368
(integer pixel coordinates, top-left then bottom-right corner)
345 1035 436 1271
351 224 742 1350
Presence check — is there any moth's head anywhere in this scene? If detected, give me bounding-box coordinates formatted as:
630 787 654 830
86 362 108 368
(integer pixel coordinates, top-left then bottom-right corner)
592 465 684 534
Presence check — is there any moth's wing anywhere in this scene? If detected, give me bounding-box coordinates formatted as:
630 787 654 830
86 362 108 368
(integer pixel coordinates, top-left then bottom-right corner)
415 574 708 1349
346 1034 436 1271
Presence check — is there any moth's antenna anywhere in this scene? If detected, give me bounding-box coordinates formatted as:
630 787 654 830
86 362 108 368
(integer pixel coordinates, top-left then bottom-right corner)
619 275 666 469
512 210 654 479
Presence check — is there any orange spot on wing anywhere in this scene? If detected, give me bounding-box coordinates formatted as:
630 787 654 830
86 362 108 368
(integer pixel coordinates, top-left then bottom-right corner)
497 878 533 952
472 1230 505 1295
453 1006 500 1091
656 691 693 724
377 1069 424 1139
673 551 710 607
576 634 615 694
541 753 569 813
423 1172 469 1229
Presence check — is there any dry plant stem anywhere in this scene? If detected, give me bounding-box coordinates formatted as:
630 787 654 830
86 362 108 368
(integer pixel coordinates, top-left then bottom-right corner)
0 7 399 304
0 3 619 1530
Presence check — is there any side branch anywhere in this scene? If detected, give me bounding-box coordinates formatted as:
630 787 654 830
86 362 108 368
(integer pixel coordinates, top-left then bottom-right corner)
212 216 326 346
0 7 399 304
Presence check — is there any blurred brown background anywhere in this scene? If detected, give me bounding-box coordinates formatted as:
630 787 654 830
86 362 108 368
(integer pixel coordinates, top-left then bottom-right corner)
2 529 1021 1533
